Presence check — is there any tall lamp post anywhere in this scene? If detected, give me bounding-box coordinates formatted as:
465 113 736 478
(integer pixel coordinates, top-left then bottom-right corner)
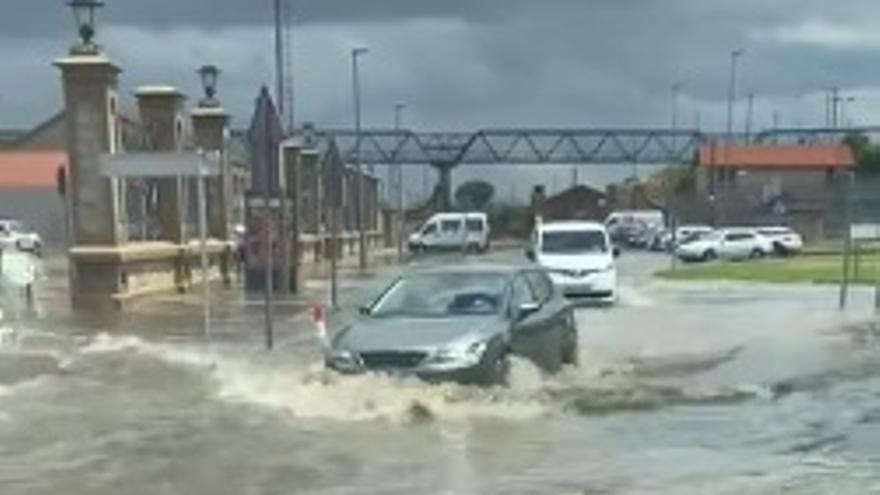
671 82 684 131
726 49 745 141
352 47 369 271
394 102 407 262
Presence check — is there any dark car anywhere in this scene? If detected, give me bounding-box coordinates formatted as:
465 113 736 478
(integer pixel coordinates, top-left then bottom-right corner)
325 265 578 386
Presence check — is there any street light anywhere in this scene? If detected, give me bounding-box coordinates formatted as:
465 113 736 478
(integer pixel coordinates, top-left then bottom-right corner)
671 82 684 131
726 49 745 141
352 46 369 271
67 0 104 54
197 65 221 107
393 102 407 262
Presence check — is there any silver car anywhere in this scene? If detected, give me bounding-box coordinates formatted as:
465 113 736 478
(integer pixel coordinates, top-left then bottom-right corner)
326 265 578 386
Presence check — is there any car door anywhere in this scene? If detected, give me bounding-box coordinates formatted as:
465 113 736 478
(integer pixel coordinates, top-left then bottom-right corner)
525 270 570 371
437 219 458 248
720 232 750 258
509 273 559 372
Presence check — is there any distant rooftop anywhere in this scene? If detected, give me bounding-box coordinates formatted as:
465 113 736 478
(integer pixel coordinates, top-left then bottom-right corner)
698 144 855 169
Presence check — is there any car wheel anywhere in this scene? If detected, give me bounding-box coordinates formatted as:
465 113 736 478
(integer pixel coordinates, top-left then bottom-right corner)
773 242 788 257
750 248 765 259
561 327 579 366
703 249 717 261
478 349 510 387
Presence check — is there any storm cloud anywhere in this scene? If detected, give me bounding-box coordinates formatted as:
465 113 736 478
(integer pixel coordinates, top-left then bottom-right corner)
2 1 880 194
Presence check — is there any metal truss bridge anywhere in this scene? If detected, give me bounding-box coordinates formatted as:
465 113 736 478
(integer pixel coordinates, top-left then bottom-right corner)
315 128 705 166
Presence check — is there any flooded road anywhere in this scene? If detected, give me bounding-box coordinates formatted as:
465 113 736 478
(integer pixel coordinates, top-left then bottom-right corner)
2 252 880 494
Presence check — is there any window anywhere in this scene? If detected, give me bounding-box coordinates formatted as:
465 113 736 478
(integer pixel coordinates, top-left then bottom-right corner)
541 230 608 253
441 220 461 233
370 272 508 318
525 271 553 304
422 223 438 235
510 275 537 311
725 233 753 242
466 219 484 232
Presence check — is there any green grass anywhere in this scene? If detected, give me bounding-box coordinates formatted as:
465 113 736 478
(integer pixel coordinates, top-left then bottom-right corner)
655 254 880 285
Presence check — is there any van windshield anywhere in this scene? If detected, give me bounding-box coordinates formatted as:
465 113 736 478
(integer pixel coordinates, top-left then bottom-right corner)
541 230 608 254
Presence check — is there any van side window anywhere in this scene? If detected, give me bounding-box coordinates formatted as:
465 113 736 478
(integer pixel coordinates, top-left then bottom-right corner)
441 220 461 233
465 219 484 232
422 223 438 235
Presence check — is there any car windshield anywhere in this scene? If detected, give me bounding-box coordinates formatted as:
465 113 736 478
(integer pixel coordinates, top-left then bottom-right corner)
370 272 508 318
541 230 607 254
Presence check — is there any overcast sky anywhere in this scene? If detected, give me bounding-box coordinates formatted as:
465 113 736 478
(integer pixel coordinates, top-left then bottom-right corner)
3 0 880 196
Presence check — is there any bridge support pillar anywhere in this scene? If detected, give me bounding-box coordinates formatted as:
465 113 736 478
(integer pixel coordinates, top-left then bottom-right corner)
430 161 457 211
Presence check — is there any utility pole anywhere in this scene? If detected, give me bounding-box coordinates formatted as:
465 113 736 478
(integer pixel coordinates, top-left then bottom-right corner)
352 47 369 271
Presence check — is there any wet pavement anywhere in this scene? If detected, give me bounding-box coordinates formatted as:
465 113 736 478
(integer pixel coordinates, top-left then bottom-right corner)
2 251 880 494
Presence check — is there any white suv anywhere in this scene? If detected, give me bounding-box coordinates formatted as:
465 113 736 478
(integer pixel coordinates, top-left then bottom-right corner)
676 228 772 262
0 220 43 256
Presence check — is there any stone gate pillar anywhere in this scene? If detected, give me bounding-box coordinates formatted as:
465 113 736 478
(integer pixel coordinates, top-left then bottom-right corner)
135 86 186 243
54 53 123 310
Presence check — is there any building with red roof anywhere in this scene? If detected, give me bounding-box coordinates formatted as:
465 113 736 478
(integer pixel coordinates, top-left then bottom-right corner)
695 143 855 239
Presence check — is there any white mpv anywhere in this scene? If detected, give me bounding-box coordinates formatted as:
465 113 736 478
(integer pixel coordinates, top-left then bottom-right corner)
528 221 618 303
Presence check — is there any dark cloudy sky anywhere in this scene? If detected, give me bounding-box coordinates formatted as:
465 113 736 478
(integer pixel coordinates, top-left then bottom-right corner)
3 1 880 196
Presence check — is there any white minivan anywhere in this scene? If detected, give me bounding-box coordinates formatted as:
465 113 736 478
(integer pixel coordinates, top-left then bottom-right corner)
527 221 618 303
408 212 490 253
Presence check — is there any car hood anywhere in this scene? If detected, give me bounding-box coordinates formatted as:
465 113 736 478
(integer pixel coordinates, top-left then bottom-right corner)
335 315 505 352
536 253 612 271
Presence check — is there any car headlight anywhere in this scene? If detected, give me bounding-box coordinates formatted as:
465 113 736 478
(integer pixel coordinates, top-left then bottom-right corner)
427 341 488 366
326 349 360 371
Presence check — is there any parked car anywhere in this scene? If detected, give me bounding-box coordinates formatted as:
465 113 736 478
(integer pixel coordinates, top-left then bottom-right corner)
755 226 804 256
408 212 490 253
527 221 618 303
0 219 42 256
605 210 664 247
676 228 773 262
325 265 578 385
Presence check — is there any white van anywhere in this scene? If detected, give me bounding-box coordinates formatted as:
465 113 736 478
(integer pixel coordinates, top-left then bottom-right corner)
527 221 618 303
408 212 490 253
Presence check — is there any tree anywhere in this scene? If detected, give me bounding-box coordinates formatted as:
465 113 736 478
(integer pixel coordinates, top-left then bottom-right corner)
844 133 880 172
454 180 495 210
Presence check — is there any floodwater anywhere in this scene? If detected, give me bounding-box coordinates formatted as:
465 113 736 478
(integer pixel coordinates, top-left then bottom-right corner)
1 252 880 494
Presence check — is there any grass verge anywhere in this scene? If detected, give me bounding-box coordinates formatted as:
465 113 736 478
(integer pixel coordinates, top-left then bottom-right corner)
655 254 880 285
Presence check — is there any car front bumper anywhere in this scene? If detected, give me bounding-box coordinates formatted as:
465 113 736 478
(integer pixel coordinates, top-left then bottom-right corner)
548 270 616 300
326 358 496 385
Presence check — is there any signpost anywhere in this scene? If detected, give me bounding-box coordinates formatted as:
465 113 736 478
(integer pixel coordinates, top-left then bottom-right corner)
101 151 222 337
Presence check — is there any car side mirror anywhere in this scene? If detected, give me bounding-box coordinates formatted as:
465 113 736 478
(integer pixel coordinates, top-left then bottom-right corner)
358 306 371 316
613 246 621 258
525 247 535 261
517 301 541 321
